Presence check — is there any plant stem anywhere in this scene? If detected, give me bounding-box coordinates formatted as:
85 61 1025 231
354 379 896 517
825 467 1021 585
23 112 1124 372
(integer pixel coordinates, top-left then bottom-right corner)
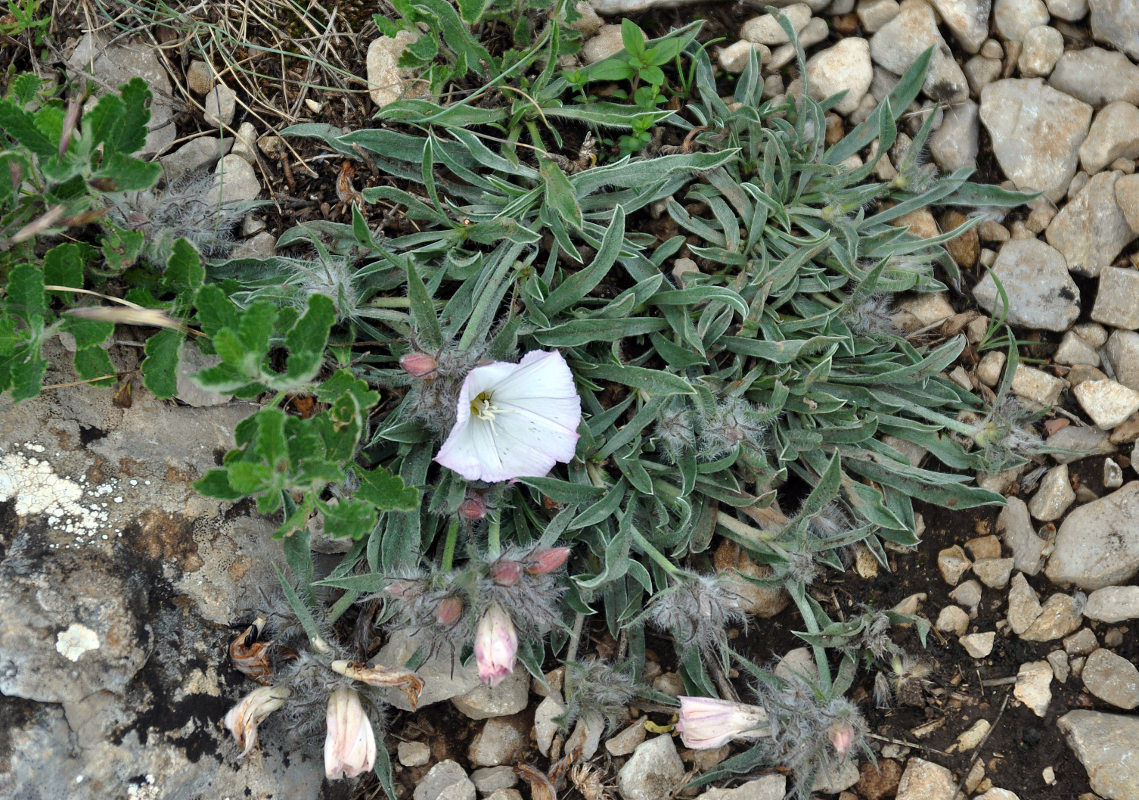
630 527 681 577
441 518 459 572
487 513 501 558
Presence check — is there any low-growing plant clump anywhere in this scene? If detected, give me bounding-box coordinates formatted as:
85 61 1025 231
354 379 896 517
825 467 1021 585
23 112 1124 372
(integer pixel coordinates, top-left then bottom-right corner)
0 3 1039 795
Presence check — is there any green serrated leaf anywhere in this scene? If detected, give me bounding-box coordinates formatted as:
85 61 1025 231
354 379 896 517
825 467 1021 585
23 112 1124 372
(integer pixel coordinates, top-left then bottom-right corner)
283 293 335 382
319 498 378 540
8 263 47 323
73 347 116 385
0 98 55 159
356 465 420 511
141 328 184 398
43 243 85 296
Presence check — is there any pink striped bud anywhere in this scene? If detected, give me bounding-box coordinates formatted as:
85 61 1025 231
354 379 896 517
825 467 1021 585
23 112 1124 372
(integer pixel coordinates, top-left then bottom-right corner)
526 547 571 575
435 596 464 627
384 580 420 599
490 560 523 586
399 352 438 378
474 603 517 686
459 493 487 520
828 721 855 756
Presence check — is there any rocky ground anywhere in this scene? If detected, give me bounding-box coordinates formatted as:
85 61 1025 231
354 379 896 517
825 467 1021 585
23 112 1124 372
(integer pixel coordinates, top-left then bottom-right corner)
4 0 1139 799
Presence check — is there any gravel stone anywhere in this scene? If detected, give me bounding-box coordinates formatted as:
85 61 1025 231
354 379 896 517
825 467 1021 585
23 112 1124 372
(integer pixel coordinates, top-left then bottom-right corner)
1046 425 1115 464
1048 649 1071 682
980 79 1092 201
740 4 812 44
973 558 1016 588
1014 660 1054 716
1092 266 1139 328
468 715 529 767
994 0 1050 40
1114 173 1139 232
211 154 260 205
895 757 957 800
1045 171 1136 277
1020 593 1084 641
869 0 969 103
1008 572 1044 634
961 631 997 657
967 535 1003 560
972 238 1080 331
471 767 518 794
160 136 231 184
203 82 236 127
1081 649 1139 709
1105 458 1125 488
1084 586 1139 622
1011 364 1067 408
857 0 902 31
606 722 648 756
1046 0 1087 18
415 761 476 800
1050 47 1139 109
929 99 980 172
398 741 431 767
1054 330 1101 367
951 579 984 616
1059 710 1139 800
1047 482 1139 589
1027 464 1075 521
534 694 566 757
805 37 873 115
926 0 991 52
583 25 624 63
936 604 970 635
965 54 1002 95
453 666 529 720
617 736 686 800
1065 628 1099 655
1073 380 1139 429
1017 25 1064 76
998 499 1046 575
694 775 787 800
1103 331 1139 390
186 60 212 94
1089 0 1139 59
718 41 771 73
1080 103 1139 173
938 545 972 586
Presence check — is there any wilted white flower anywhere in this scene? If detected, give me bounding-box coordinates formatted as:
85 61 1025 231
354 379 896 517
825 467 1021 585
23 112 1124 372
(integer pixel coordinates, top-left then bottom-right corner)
224 685 291 758
676 695 769 749
474 602 518 686
434 350 581 482
324 688 376 780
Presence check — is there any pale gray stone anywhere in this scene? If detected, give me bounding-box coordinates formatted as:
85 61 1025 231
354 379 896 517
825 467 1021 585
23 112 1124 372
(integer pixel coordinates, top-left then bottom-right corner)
160 136 232 184
1114 172 1139 232
65 33 177 156
415 761 476 800
994 0 1050 40
468 715 529 767
1050 48 1139 109
231 122 258 164
1054 330 1101 367
927 0 991 52
1046 482 1139 589
1080 103 1139 173
1049 649 1071 682
857 0 902 31
1011 364 1067 408
980 79 1092 201
1027 463 1075 521
175 340 227 407
935 604 970 635
929 99 979 172
1047 425 1114 464
1082 649 1139 709
961 631 996 657
1008 572 1043 634
1046 0 1087 18
1059 710 1139 800
1090 0 1139 59
1085 585 1139 622
869 0 969 103
1103 331 1139 391
203 82 236 127
1020 593 1084 641
231 231 275 260
186 60 212 95
695 775 787 800
617 736 686 800
1065 627 1099 655
805 38 873 115
1017 25 1064 76
964 54 1003 95
534 694 565 756
973 557 1016 588
938 545 971 586
896 757 957 800
740 4 812 44
1092 266 1139 328
367 31 427 106
471 766 518 795
606 722 648 756
1046 172 1135 277
565 1 602 35
453 665 529 720
1013 659 1053 716
374 630 481 710
718 41 771 73
951 579 983 615
1106 458 1125 488
1073 380 1139 429
997 497 1046 576
972 238 1080 331
812 758 860 794
583 24 625 63
211 154 260 206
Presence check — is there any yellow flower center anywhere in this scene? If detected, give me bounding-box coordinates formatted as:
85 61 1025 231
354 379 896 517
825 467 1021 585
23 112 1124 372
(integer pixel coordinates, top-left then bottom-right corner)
471 391 513 427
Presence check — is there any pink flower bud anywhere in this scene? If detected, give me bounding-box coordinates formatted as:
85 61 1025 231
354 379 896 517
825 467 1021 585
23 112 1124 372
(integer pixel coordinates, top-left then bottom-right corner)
435 595 464 627
526 547 571 575
676 695 769 750
828 721 855 756
490 560 523 586
384 580 420 599
400 352 438 378
474 603 517 687
324 688 377 780
459 493 487 520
